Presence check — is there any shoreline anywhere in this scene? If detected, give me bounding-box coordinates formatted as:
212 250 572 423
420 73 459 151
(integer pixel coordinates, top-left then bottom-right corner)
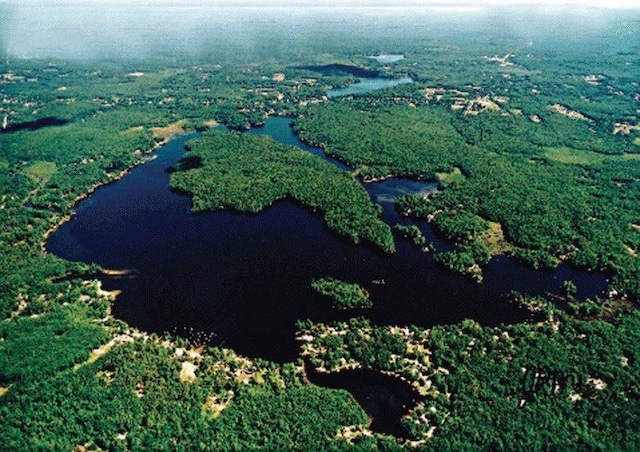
102 268 138 277
39 122 208 325
293 127 426 184
40 131 188 256
302 356 430 400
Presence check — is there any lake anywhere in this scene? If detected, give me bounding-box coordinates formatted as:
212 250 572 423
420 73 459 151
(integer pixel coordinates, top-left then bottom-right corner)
46 113 608 437
47 116 608 364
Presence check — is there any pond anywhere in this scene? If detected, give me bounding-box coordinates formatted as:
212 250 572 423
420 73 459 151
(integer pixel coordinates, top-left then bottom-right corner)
305 364 420 438
368 54 405 64
328 77 413 98
294 63 413 97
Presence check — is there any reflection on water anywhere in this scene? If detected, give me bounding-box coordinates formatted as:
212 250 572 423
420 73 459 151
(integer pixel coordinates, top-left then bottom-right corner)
328 77 413 98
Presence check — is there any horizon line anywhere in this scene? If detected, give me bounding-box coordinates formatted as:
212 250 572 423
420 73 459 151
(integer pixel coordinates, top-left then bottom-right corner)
1 0 639 9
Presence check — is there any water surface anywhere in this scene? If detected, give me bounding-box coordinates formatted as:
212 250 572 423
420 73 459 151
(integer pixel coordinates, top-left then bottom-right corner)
46 116 608 437
47 117 608 364
368 54 405 63
305 365 419 438
328 77 413 98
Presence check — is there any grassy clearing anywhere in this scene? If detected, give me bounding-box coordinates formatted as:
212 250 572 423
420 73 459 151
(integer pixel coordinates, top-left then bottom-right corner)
479 221 511 255
151 120 189 141
435 167 466 187
500 66 541 77
24 161 57 184
120 126 145 136
544 146 640 166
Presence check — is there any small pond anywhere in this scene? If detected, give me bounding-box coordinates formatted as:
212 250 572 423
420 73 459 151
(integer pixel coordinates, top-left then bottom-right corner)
328 77 413 98
368 54 405 63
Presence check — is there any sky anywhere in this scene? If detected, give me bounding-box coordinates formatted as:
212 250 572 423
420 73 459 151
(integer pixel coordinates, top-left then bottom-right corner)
1 0 638 60
0 0 639 7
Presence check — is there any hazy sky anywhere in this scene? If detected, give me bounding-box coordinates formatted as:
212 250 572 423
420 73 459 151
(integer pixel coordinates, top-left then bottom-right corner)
1 0 639 7
2 0 638 60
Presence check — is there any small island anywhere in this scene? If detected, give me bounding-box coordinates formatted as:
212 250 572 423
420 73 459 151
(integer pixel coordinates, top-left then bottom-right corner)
311 277 372 309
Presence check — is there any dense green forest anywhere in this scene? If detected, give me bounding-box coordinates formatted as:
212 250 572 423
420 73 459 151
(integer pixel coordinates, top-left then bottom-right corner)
1 4 639 448
295 95 639 294
311 278 373 310
169 131 395 252
298 297 640 449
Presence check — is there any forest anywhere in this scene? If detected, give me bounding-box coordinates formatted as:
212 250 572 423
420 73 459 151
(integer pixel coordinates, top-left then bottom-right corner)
311 278 373 310
0 3 639 449
169 131 395 253
298 297 640 449
295 95 639 294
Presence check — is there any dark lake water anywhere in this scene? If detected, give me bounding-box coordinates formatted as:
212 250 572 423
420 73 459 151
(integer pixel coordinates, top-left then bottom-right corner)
47 114 608 436
305 364 420 438
47 116 608 362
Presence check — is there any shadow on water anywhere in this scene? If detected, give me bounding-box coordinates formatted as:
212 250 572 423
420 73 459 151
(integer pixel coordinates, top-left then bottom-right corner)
166 155 203 172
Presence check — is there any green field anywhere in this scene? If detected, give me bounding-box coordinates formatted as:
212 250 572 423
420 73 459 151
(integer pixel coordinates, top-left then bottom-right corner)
24 161 57 184
545 146 640 166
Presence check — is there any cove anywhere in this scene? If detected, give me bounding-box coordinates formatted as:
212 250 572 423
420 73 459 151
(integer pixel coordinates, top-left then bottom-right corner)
305 364 420 438
47 116 608 364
